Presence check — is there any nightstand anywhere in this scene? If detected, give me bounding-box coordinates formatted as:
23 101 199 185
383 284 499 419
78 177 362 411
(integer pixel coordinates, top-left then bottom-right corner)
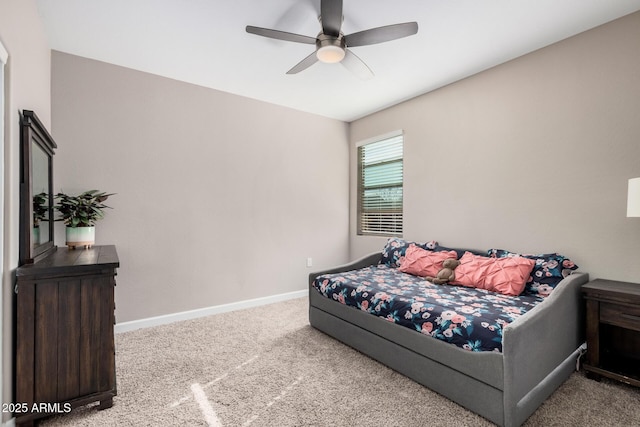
582 279 640 387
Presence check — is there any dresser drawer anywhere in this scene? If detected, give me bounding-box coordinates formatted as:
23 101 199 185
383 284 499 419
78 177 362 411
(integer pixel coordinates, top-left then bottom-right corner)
601 302 640 332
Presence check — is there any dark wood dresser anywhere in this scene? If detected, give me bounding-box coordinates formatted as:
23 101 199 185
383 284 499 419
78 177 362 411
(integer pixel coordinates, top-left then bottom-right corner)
582 279 640 387
15 245 119 426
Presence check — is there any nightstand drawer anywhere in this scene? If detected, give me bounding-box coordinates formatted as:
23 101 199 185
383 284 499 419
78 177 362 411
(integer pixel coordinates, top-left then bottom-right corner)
601 303 640 332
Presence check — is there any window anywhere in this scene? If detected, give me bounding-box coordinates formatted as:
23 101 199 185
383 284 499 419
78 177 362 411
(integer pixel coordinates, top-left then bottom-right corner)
357 132 403 236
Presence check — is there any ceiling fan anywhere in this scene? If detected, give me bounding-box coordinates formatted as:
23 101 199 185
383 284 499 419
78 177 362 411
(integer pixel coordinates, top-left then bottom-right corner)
246 0 418 80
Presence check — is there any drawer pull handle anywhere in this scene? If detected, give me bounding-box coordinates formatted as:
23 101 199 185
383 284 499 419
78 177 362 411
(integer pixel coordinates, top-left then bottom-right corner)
621 313 640 322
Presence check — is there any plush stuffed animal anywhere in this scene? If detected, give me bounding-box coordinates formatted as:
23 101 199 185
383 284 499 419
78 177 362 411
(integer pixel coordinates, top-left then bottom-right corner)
426 259 460 284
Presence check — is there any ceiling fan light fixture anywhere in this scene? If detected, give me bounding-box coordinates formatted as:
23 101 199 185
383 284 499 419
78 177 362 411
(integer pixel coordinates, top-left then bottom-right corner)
316 33 346 64
316 45 345 63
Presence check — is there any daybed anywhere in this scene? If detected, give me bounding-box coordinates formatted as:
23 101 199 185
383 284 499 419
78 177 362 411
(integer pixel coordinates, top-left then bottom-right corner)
308 239 589 427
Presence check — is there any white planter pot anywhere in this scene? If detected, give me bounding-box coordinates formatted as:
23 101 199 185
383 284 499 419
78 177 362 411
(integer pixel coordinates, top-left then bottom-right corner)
66 226 95 249
32 226 40 245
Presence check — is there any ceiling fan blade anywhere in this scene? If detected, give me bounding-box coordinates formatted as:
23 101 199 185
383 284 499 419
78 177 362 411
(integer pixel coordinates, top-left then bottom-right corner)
246 26 316 44
320 0 343 37
286 51 319 74
345 22 418 47
341 49 373 80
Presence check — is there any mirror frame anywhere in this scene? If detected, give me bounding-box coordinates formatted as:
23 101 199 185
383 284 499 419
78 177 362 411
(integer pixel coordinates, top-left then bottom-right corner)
20 110 57 264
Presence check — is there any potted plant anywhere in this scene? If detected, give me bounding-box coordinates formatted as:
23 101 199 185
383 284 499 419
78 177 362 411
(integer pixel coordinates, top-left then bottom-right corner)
32 192 48 244
54 190 114 249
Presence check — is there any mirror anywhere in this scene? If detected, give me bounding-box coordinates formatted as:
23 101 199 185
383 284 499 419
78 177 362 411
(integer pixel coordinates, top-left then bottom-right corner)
20 110 57 264
32 142 50 246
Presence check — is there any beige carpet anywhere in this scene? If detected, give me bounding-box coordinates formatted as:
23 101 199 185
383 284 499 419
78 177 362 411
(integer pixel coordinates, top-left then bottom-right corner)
42 297 640 427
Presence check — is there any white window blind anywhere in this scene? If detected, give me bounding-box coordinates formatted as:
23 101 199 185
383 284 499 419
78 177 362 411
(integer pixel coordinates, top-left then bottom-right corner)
357 134 403 236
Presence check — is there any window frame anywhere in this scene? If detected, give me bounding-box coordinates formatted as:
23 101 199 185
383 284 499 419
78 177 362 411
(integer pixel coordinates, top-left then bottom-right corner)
356 130 404 237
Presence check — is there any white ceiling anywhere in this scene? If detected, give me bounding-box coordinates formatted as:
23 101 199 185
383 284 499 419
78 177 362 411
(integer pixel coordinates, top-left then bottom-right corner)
35 0 640 122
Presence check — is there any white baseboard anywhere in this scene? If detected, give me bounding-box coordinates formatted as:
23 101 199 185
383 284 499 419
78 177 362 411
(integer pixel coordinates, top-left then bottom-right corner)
114 289 308 333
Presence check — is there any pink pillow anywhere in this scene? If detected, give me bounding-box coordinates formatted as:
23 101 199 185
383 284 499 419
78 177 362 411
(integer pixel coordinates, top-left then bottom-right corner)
398 244 458 277
451 251 535 296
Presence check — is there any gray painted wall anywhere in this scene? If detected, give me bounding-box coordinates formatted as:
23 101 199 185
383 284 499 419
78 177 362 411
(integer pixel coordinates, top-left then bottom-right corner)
51 52 350 323
350 12 640 283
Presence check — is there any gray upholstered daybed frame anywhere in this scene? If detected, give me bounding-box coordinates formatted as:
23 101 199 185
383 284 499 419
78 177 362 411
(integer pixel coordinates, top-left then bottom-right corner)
308 252 589 427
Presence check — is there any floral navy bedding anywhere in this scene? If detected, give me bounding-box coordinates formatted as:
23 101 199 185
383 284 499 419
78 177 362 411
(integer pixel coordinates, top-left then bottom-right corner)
311 238 580 353
312 264 543 352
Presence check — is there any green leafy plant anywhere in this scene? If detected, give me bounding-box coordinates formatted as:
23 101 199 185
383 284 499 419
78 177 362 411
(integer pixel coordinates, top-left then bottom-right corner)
33 192 48 227
54 190 114 227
